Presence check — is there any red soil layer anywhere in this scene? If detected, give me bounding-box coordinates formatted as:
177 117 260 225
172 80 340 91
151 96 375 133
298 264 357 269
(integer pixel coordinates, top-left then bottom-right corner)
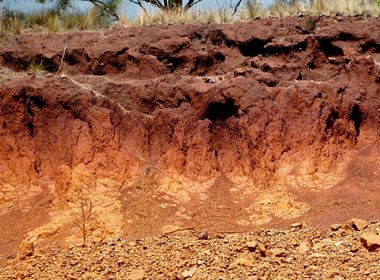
0 16 379 262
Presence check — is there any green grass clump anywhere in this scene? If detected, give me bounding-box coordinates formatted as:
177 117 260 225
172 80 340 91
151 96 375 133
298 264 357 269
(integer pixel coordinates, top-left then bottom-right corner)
28 59 48 76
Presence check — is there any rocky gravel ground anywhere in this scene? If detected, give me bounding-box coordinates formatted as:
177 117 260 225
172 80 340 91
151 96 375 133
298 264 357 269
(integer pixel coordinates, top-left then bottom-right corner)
2 219 380 280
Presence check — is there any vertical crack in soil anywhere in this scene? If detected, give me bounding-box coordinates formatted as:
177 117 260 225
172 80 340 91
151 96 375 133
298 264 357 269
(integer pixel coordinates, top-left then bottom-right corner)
325 109 340 131
349 104 363 136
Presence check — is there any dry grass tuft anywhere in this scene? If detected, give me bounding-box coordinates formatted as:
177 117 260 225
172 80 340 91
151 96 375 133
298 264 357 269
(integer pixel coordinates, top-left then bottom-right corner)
309 0 380 16
28 58 48 76
0 8 108 35
0 0 379 34
265 0 380 18
240 0 263 21
0 11 22 35
134 8 233 26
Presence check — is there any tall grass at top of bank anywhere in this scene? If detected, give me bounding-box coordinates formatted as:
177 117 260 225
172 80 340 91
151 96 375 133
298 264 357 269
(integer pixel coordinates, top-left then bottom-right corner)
239 0 379 21
0 0 379 35
0 8 106 35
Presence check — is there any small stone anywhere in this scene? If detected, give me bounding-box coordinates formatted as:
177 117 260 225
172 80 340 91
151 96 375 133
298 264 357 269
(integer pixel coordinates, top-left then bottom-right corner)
330 224 341 231
348 267 357 272
360 232 380 252
291 222 303 230
328 57 338 62
310 253 326 258
198 231 208 240
351 218 369 231
350 245 359 253
127 269 145 280
298 241 309 254
19 241 34 260
246 241 258 252
216 233 225 239
117 257 125 265
257 243 266 257
321 238 334 246
269 248 287 258
312 242 325 251
341 223 354 233
234 258 255 267
182 267 197 278
291 240 299 247
234 67 249 77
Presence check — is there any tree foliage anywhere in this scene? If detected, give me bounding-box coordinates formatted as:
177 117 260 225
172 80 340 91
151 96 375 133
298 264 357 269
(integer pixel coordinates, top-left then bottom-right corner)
130 0 204 13
37 0 121 20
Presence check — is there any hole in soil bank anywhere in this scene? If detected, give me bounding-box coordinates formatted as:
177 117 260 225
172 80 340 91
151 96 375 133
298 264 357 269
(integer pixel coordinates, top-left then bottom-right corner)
337 32 354 41
238 38 269 57
66 53 81 66
192 56 214 73
204 99 239 122
320 40 343 57
214 52 225 62
30 56 58 73
30 96 46 109
325 109 339 130
349 104 363 136
167 56 187 72
307 61 316 69
361 41 380 53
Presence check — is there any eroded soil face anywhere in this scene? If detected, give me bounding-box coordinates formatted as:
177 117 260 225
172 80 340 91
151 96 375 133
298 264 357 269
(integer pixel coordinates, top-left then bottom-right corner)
0 16 379 262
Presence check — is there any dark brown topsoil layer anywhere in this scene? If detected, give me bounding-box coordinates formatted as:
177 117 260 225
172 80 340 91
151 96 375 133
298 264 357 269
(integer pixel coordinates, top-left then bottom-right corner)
0 16 379 267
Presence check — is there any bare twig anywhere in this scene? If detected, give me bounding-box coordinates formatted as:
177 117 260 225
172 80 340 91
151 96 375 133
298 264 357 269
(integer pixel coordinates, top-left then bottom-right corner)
160 227 196 237
74 192 93 246
56 43 67 75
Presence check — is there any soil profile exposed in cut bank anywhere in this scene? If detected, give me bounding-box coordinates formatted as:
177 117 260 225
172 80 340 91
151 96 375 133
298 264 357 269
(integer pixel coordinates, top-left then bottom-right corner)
0 16 379 264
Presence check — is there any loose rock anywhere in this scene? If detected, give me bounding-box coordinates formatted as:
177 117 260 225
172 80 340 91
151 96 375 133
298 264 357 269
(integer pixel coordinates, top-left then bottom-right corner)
198 231 208 240
298 241 309 254
351 218 369 231
18 241 34 261
127 269 145 280
182 267 197 278
257 243 266 257
246 241 258 252
330 224 341 231
360 232 380 252
291 223 303 230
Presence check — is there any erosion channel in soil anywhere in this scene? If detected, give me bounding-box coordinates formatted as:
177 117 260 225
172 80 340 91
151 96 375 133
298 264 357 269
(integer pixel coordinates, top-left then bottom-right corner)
0 16 379 262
